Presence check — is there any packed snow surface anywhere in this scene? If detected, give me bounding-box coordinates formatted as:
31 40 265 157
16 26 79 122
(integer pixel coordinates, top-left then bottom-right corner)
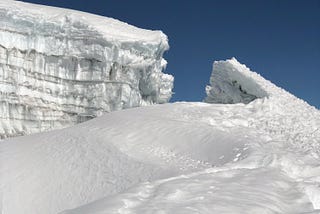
1 58 320 214
0 0 173 139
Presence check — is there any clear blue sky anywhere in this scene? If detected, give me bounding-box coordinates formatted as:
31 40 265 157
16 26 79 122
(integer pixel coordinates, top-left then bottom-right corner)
22 0 320 108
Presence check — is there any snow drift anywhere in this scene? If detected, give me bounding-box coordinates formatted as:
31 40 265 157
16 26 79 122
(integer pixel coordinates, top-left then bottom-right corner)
0 0 173 139
1 58 320 214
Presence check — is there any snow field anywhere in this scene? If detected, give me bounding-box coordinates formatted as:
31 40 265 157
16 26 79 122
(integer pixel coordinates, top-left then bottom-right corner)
0 14 319 212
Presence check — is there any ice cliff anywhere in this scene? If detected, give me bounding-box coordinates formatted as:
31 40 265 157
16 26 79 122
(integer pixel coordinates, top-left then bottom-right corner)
0 0 173 138
205 58 269 104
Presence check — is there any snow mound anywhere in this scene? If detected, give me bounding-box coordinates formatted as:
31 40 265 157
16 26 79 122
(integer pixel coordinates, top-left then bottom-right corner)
205 58 270 104
1 97 320 214
0 0 173 139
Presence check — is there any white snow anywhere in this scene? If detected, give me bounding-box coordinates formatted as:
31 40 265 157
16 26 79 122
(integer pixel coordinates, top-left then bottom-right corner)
1 58 320 214
62 167 313 214
0 0 173 139
0 0 167 47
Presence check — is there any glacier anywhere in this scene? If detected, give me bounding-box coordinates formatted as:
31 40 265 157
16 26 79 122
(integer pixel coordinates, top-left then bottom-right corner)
0 0 173 139
1 58 320 214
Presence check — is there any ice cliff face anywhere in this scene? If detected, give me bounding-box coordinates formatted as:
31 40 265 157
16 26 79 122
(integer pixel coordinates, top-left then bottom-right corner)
205 58 268 104
0 0 173 138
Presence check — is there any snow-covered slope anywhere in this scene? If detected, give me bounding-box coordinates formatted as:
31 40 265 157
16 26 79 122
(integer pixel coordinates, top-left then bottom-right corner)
1 59 320 214
0 0 173 139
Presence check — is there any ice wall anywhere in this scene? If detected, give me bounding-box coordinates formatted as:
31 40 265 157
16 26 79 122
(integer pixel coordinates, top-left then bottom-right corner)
0 1 173 138
205 58 268 104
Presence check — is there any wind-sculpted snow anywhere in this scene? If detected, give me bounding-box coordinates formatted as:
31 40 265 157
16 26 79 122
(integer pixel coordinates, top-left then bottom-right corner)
63 167 313 214
2 91 320 213
0 0 173 139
